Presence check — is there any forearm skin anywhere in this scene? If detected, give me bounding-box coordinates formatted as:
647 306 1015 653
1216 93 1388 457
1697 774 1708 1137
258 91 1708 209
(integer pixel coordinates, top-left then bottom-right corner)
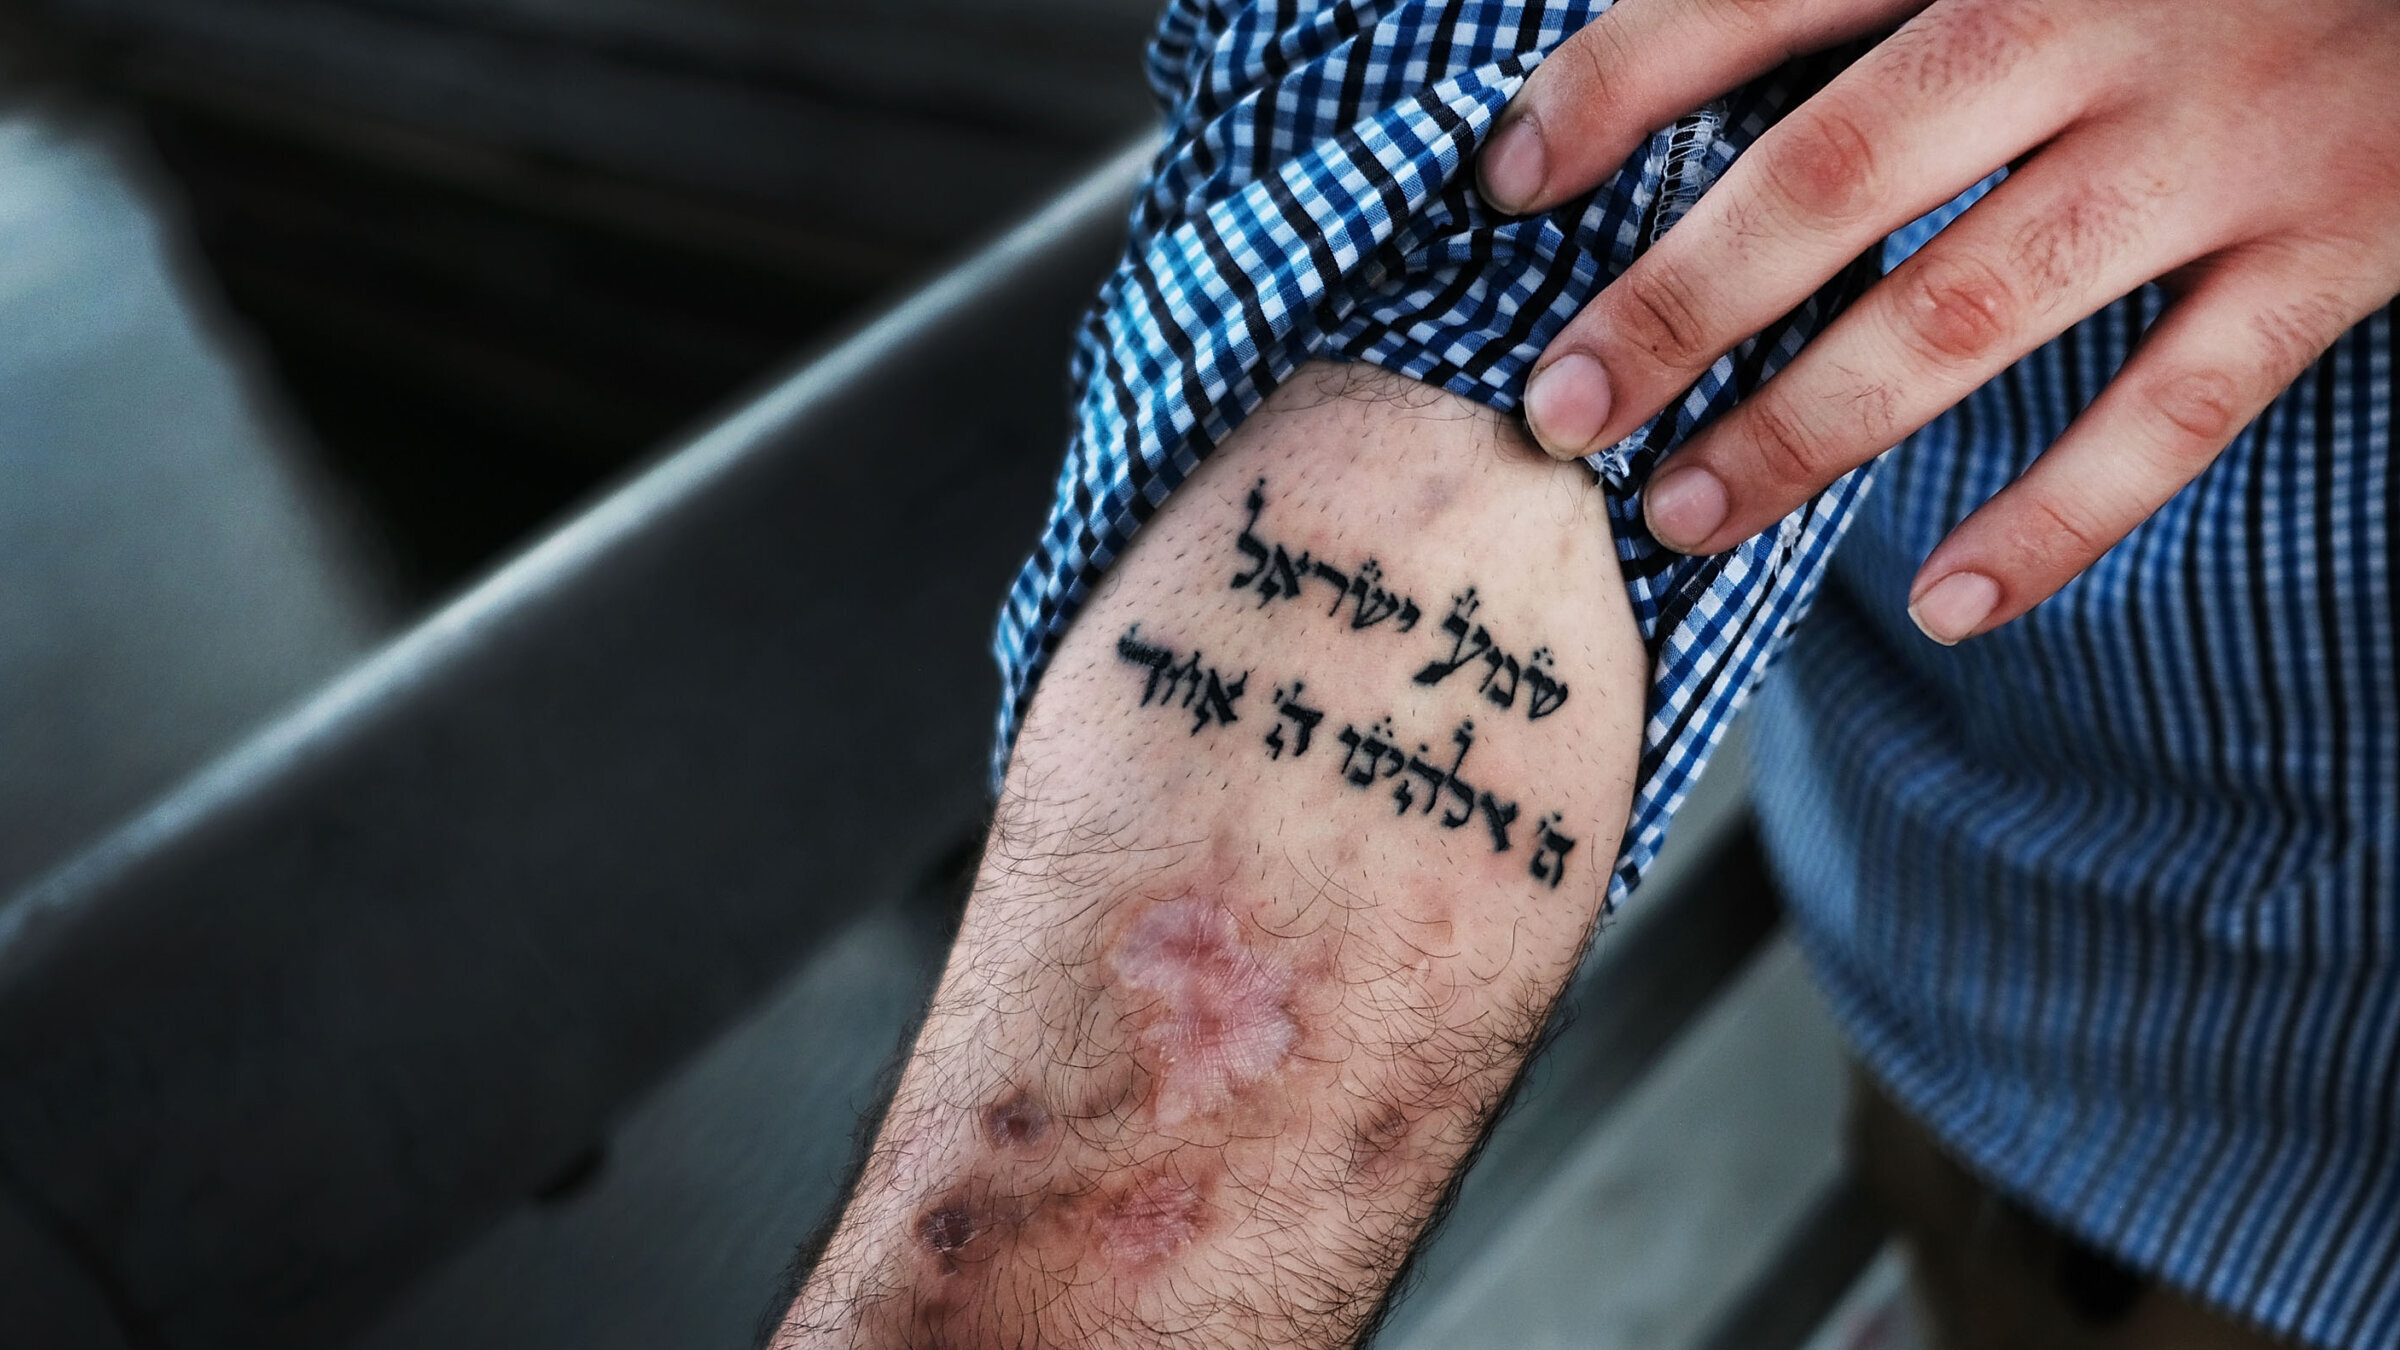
775 364 1645 1349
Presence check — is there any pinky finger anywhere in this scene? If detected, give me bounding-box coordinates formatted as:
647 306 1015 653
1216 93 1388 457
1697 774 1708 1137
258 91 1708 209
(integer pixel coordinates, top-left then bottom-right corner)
1905 250 2369 644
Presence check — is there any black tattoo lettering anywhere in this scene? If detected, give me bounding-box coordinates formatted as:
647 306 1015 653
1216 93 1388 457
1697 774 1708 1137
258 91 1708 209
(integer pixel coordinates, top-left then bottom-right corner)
1230 489 1272 589
1479 649 1521 711
1230 481 1424 632
1230 485 1312 606
1338 717 1407 788
1191 668 1247 734
1529 813 1577 889
1308 559 1349 611
1117 625 1248 735
1264 682 1325 760
1522 650 1569 721
1346 562 1405 629
1413 589 1570 721
1121 634 1575 886
1398 756 1443 816
1479 794 1520 853
1413 589 1492 685
1317 710 1546 868
1391 721 1477 825
1117 625 1177 705
1154 482 1584 886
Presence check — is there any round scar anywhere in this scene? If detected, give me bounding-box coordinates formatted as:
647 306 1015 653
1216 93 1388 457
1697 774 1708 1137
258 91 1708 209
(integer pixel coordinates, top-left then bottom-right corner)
1098 1174 1203 1266
982 1094 1051 1150
917 1204 975 1256
1106 896 1298 1122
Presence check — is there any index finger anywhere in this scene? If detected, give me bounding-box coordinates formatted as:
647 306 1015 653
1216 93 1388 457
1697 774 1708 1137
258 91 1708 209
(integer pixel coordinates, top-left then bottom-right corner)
1477 0 1903 216
1518 0 2083 460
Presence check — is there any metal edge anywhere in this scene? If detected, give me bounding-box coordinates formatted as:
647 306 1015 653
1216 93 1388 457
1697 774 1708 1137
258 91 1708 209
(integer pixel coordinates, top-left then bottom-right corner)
0 132 1161 959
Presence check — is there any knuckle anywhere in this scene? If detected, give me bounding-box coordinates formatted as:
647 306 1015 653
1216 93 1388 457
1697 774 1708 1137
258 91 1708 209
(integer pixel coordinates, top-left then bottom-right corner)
2245 286 2349 373
1895 0 2057 97
1760 103 1884 227
2003 492 2114 575
1610 260 1715 370
1893 254 2023 367
1559 23 1627 105
2004 186 2142 298
2140 368 2247 447
1740 398 1834 487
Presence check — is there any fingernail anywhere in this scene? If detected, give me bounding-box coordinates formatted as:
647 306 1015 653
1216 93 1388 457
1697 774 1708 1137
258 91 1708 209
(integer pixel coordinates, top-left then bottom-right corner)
1908 572 2000 646
1643 466 1729 552
1524 353 1611 458
1480 111 1546 214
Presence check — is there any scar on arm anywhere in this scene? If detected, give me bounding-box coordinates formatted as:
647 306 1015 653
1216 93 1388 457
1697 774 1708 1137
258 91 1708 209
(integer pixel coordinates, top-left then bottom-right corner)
981 1092 1051 1152
1106 893 1300 1127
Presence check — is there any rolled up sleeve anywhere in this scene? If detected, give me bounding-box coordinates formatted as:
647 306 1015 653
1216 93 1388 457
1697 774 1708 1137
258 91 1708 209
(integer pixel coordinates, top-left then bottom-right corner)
995 0 1879 908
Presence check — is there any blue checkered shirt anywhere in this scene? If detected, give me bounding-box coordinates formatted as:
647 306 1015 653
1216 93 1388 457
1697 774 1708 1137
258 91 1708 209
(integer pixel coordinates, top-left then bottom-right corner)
992 2 1873 905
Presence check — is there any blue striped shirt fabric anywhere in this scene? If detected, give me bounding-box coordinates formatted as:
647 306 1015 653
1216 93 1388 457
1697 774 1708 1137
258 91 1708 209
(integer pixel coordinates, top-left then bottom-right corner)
1752 192 2399 1350
990 3 2398 1346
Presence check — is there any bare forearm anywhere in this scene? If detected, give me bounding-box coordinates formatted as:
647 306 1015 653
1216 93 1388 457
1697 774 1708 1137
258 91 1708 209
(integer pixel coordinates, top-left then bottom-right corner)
775 364 1644 1348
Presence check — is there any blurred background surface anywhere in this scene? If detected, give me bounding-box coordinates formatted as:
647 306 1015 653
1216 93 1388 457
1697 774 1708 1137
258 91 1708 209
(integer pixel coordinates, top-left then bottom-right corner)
8 0 1159 603
0 5 1917 1348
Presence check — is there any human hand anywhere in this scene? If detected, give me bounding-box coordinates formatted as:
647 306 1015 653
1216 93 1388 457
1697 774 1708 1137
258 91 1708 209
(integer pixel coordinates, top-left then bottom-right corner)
1479 0 2400 643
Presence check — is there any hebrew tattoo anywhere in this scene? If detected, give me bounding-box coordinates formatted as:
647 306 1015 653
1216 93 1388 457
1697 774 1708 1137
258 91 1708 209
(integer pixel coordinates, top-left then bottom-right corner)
1333 714 1526 856
1231 481 1424 632
1412 589 1570 720
1264 682 1325 760
1118 625 1249 735
1529 813 1578 890
1132 478 1589 885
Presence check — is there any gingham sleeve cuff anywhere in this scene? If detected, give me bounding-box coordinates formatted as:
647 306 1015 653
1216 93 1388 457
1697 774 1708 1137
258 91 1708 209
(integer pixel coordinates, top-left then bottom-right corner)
994 0 1877 909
